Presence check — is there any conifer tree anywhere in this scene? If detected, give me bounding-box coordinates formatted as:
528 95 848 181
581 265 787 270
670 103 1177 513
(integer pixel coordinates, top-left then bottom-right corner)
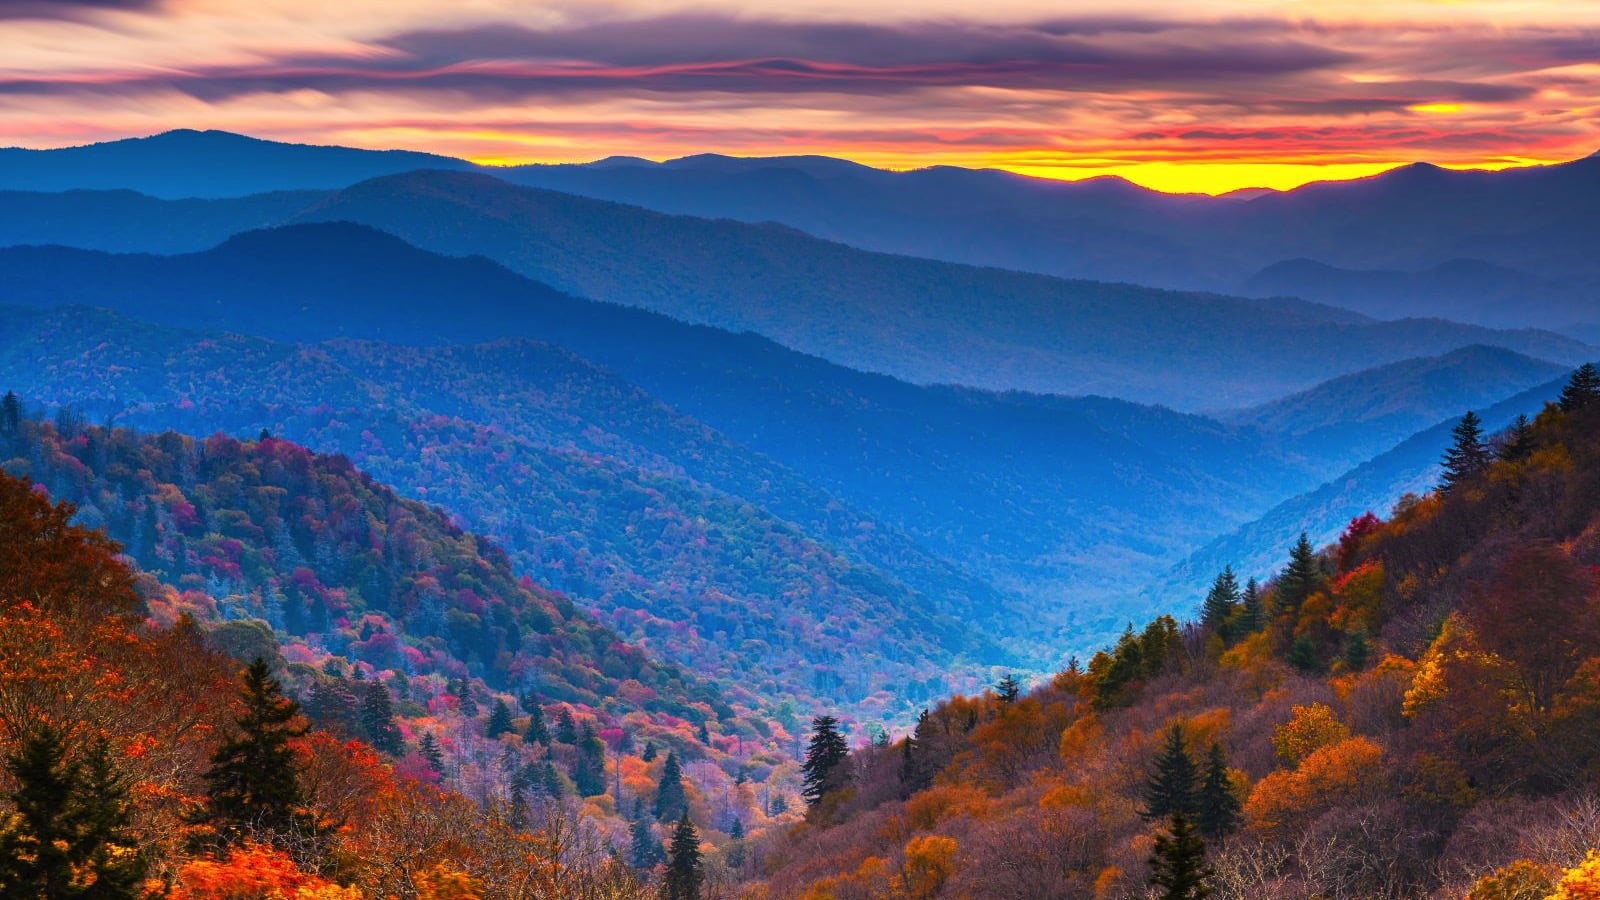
0 726 82 896
541 762 563 799
1498 414 1535 463
654 751 688 821
1276 534 1323 612
697 720 712 746
453 679 478 718
359 681 404 755
555 707 578 744
1200 567 1241 638
801 716 850 807
1238 579 1264 634
507 777 528 831
1342 629 1371 672
1149 811 1213 900
524 703 550 746
1440 411 1491 493
663 813 704 900
1142 725 1199 821
629 806 664 869
1560 363 1600 413
995 673 1021 703
485 698 515 740
574 722 607 797
197 658 319 846
418 731 445 775
0 391 19 438
640 741 657 762
1194 743 1241 840
768 793 789 816
726 816 746 869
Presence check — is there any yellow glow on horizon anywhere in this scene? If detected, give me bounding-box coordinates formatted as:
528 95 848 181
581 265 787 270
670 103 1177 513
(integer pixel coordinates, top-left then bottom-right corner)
1409 103 1464 115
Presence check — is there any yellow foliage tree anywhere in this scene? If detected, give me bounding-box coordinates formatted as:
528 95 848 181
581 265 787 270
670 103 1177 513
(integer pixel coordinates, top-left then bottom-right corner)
1245 736 1383 833
1271 703 1350 766
899 835 957 900
1551 850 1600 900
1465 859 1553 900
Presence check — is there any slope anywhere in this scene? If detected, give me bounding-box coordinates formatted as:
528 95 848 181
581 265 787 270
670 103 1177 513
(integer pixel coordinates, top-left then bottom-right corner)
0 223 1334 650
1240 258 1595 330
1149 373 1570 615
1221 345 1568 470
285 171 1591 409
0 129 472 197
0 304 1017 717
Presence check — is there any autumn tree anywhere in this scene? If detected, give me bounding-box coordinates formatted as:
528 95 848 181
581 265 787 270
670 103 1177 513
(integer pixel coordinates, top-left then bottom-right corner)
1142 725 1198 821
802 715 850 808
1149 811 1213 900
1440 411 1491 493
654 751 687 821
663 813 703 900
196 657 320 848
1559 363 1600 413
1194 743 1240 840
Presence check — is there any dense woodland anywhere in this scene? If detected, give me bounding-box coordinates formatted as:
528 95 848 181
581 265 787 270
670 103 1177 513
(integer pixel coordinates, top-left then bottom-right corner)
0 402 797 897
740 367 1600 898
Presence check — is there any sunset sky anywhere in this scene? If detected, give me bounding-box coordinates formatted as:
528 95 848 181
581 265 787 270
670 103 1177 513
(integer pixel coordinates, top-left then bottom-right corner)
1 0 1597 193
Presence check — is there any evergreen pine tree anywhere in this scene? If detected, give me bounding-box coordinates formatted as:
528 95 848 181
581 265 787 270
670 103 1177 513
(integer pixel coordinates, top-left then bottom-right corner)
654 751 688 821
1200 567 1241 638
507 777 528 831
995 674 1021 703
726 817 746 869
0 726 82 896
555 707 578 744
1277 533 1323 612
640 741 657 762
1560 363 1600 413
801 716 850 808
629 812 664 869
74 736 147 897
1142 725 1199 821
358 681 404 755
1440 411 1491 493
418 732 445 775
1194 743 1241 840
1238 579 1264 634
454 680 478 718
663 813 704 900
196 658 319 846
768 793 789 816
1342 629 1371 672
524 703 550 746
1498 414 1535 463
541 763 563 799
0 391 19 438
1288 636 1321 673
1149 811 1214 900
485 698 515 740
697 720 712 745
574 722 607 797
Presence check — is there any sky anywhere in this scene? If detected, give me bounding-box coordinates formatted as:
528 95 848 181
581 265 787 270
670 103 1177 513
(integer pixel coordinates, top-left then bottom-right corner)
1 0 1597 193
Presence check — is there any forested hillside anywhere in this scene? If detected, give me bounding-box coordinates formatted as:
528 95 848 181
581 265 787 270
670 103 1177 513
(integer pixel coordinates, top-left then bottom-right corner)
0 406 797 895
0 305 1014 717
745 367 1600 899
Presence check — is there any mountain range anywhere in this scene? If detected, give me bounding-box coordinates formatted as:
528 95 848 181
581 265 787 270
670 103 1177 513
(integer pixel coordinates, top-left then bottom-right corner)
1 128 1593 718
7 129 1596 333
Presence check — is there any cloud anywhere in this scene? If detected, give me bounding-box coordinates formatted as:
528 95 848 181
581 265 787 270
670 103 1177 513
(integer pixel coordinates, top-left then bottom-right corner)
0 0 159 20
